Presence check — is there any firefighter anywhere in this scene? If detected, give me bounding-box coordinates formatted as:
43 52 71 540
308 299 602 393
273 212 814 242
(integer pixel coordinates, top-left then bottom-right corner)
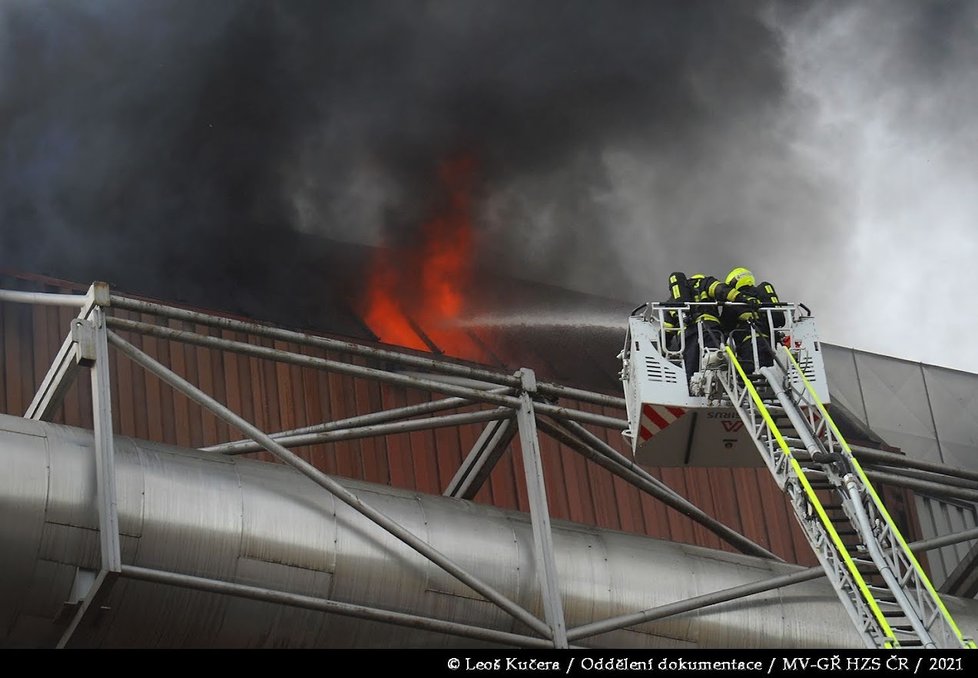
665 272 760 388
661 272 692 353
722 267 784 373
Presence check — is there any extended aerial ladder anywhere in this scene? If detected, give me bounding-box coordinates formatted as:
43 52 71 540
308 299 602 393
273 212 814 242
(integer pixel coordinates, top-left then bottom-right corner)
620 302 976 649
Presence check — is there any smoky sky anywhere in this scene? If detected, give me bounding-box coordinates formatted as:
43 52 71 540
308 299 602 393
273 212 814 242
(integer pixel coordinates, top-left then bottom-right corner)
0 1 787 296
2 0 978 370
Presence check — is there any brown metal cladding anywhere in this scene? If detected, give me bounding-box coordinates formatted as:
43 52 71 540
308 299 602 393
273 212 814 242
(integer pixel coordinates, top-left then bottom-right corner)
0 273 905 568
606 437 646 536
380 381 414 489
510 435 531 514
411 388 444 496
582 404 623 532
487 431 520 512
707 468 740 550
456 419 493 505
0 299 8 415
664 470 695 545
757 470 803 562
300 348 324 458
639 468 673 540
326 353 358 480
353 354 391 486
537 423 570 521
219 330 242 452
433 400 464 496
3 294 27 415
166 319 191 449
561 430 599 526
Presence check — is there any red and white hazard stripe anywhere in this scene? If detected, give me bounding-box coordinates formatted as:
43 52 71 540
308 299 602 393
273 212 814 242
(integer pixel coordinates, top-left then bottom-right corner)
638 404 686 441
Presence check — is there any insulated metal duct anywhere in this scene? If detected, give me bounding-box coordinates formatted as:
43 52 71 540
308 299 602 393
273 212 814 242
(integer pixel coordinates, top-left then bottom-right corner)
2 413 977 648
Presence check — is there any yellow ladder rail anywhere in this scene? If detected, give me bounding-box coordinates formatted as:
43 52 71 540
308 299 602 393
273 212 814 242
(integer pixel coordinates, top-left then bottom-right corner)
725 346 898 648
783 349 976 650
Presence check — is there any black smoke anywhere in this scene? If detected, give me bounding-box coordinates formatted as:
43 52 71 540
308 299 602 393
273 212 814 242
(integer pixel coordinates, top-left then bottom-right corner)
0 1 308 304
0 1 787 302
2 0 973 328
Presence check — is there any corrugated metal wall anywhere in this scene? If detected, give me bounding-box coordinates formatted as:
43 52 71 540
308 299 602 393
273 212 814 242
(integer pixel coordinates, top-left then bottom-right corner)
5 273 934 570
821 343 978 469
823 343 978 589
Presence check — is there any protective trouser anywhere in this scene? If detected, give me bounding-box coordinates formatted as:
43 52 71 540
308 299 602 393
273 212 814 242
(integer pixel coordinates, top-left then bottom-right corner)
729 326 775 374
683 319 724 384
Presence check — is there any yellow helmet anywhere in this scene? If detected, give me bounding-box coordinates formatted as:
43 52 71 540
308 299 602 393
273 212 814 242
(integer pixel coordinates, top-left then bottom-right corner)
726 267 755 289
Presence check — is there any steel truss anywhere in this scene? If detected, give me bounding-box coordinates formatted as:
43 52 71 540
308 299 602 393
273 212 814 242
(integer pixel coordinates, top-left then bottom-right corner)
2 283 977 648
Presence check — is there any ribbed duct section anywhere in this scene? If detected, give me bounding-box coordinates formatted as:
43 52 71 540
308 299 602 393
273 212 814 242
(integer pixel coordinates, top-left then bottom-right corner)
2 413 977 648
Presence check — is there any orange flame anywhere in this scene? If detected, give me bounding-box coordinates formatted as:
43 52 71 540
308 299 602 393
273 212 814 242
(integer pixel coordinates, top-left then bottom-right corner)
363 260 429 352
361 155 479 358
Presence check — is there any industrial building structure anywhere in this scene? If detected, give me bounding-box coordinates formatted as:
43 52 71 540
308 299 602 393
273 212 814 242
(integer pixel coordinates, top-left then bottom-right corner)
1 270 977 648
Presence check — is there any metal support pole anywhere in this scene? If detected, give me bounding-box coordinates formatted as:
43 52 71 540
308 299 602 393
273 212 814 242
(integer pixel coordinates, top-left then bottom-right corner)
205 389 513 454
109 294 629 413
869 464 978 491
861 468 978 503
214 408 511 456
88 310 122 574
25 282 110 420
0 288 89 307
515 369 568 648
850 443 978 484
110 295 524 388
120 565 558 649
535 382 627 410
25 331 83 420
915 526 978 552
105 317 627 430
122 565 553 648
56 569 118 648
567 527 978 642
58 306 121 648
106 330 552 639
444 417 517 499
941 541 978 597
569 568 824 641
546 418 780 560
844 475 936 648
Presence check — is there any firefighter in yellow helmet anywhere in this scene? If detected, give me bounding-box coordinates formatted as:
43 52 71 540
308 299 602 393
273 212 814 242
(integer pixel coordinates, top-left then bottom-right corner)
664 271 761 389
722 267 784 373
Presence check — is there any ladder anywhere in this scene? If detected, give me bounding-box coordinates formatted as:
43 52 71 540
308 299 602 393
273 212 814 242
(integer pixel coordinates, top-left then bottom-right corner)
716 343 975 649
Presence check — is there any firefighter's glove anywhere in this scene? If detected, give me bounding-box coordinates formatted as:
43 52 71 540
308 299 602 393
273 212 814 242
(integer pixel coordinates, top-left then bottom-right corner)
742 295 763 310
739 310 760 324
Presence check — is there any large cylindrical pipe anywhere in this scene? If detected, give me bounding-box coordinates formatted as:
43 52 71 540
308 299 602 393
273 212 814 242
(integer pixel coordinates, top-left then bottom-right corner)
2 413 977 649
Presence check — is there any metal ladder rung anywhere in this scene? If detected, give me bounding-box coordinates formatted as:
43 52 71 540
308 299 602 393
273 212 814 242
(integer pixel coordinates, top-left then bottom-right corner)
829 518 859 535
720 351 969 649
866 585 898 602
786 448 809 459
806 480 838 490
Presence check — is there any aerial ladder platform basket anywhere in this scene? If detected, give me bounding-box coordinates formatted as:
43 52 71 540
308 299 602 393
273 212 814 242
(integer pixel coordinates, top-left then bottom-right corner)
619 301 829 467
620 301 975 649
